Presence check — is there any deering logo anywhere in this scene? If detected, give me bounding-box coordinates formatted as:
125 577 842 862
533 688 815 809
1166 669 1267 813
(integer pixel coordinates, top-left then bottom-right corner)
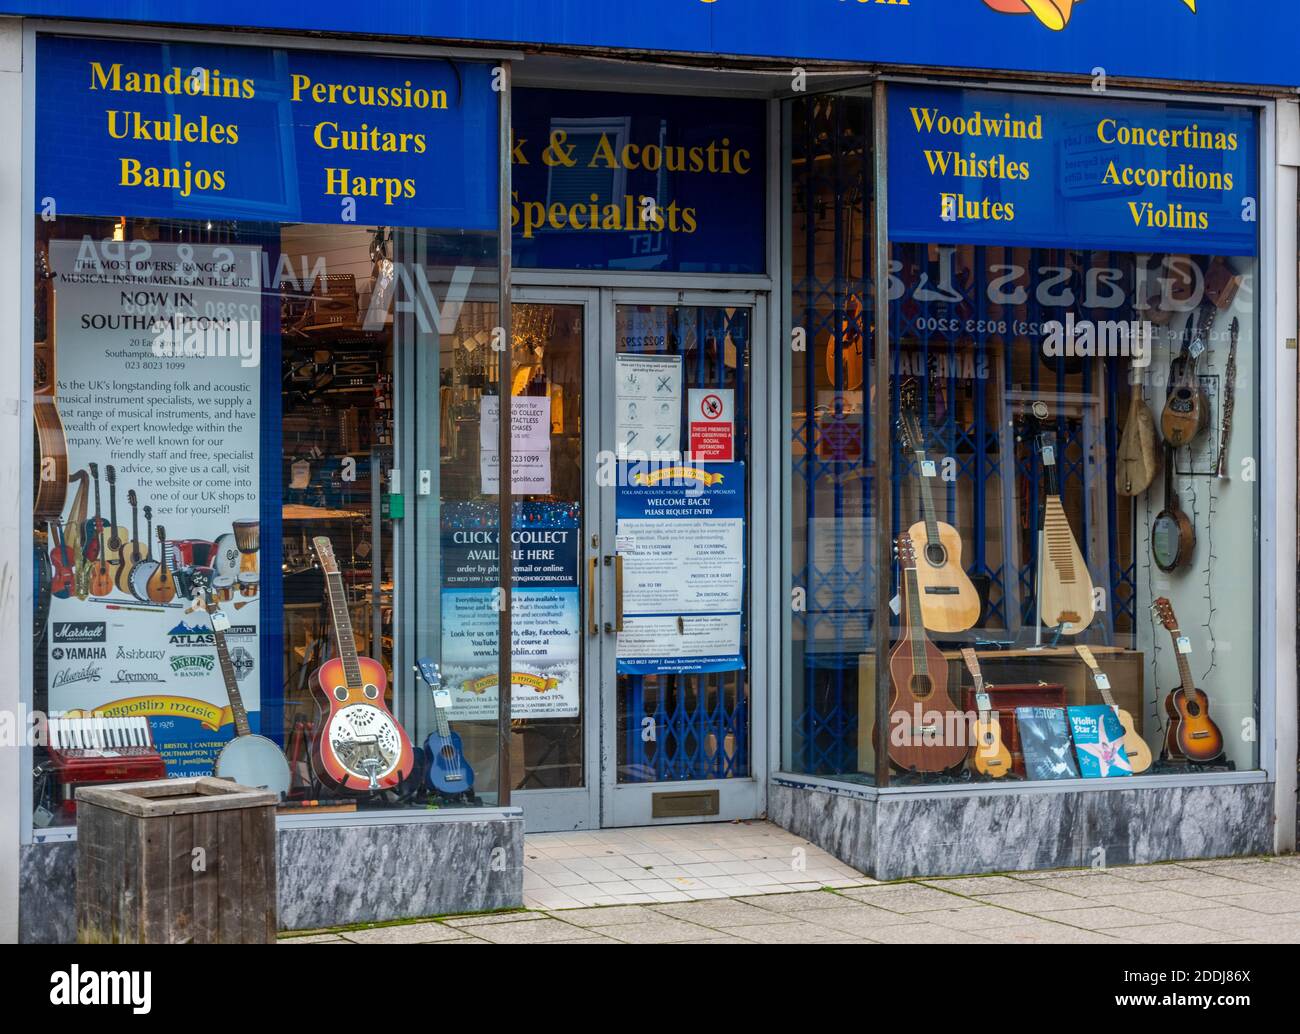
50 965 151 1014
171 654 216 677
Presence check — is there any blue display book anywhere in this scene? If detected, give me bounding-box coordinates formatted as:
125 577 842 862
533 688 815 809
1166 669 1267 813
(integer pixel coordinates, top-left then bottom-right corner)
1067 705 1133 779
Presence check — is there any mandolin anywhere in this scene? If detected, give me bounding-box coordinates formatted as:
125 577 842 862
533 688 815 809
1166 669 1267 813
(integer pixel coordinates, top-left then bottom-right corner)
897 385 981 633
87 463 114 597
1032 405 1095 635
1151 443 1194 573
1161 305 1212 447
885 535 969 774
145 523 175 603
1152 598 1224 763
310 536 415 793
196 586 291 796
1074 644 1152 774
960 647 1010 779
1115 360 1159 497
415 656 475 796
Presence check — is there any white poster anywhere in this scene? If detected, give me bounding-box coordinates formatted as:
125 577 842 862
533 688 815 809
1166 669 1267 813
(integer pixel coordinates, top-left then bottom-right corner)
618 516 744 614
45 240 263 777
480 395 553 494
616 352 682 455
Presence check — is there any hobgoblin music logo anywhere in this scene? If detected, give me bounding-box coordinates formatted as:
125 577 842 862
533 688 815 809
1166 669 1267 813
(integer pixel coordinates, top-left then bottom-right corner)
52 664 103 689
52 621 107 643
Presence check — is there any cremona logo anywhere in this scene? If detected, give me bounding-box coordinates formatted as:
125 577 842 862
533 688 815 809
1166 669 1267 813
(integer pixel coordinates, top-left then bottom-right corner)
981 0 1196 32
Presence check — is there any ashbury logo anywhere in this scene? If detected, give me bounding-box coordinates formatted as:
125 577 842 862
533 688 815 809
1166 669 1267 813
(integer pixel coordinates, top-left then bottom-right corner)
50 965 151 1014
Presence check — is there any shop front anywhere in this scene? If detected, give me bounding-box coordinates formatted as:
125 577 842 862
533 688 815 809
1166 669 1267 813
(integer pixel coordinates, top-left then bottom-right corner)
2 3 1297 942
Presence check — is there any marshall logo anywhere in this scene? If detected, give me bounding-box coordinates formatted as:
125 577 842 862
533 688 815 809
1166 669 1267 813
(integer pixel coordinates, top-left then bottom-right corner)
170 654 216 676
52 664 102 688
52 646 107 661
168 620 256 647
53 622 107 644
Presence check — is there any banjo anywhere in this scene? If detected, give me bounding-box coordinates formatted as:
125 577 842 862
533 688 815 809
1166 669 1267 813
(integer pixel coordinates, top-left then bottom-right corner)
194 586 290 796
1152 442 1195 573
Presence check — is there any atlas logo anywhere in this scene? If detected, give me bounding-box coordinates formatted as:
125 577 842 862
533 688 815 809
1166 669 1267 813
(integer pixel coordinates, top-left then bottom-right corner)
53 621 107 643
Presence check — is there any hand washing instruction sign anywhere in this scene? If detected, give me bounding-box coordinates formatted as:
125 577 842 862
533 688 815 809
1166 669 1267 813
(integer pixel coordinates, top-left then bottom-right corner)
615 461 745 675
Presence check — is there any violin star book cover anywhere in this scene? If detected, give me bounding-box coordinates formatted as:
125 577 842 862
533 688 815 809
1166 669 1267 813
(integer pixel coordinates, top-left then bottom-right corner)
1067 705 1134 778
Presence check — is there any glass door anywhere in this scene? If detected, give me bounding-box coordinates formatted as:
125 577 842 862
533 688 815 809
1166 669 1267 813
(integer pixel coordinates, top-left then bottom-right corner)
598 291 765 826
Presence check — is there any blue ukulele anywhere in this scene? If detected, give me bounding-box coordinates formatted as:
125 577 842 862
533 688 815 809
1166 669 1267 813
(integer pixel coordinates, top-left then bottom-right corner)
415 657 474 796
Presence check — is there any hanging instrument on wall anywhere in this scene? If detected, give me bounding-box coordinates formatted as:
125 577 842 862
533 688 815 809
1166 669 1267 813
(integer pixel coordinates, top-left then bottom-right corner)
1116 359 1159 497
1152 598 1224 764
1073 644 1152 774
1032 403 1095 635
1160 304 1213 447
309 536 414 793
960 647 1010 779
33 258 68 522
885 535 969 774
1151 442 1195 573
1215 317 1239 479
897 383 980 633
824 293 865 391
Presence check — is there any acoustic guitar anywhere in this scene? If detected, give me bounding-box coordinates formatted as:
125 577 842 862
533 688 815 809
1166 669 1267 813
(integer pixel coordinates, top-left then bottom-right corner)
309 536 415 793
33 265 67 523
103 465 131 590
960 647 1010 778
415 656 475 796
86 463 114 597
1032 405 1095 634
1074 644 1153 774
824 293 865 391
897 386 980 633
1152 598 1225 763
1116 360 1159 497
116 489 146 594
195 587 291 796
1161 305 1212 447
885 535 969 774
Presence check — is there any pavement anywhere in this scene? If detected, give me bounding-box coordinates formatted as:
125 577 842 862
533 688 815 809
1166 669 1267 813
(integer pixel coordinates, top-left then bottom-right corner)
281 821 1300 944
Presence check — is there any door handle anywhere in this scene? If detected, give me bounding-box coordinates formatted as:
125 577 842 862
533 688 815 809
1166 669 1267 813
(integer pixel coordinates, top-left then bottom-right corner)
587 557 599 636
603 554 624 634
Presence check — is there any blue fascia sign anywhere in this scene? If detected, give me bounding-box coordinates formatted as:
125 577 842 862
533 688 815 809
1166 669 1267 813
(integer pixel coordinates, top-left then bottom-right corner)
888 85 1258 256
35 34 498 229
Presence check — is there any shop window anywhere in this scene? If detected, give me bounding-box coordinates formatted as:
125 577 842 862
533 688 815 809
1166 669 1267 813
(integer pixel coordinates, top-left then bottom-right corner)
785 85 1260 787
30 35 505 829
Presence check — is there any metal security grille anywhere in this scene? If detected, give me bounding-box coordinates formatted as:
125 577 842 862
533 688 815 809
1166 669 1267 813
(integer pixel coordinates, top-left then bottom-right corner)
788 94 1136 779
619 304 752 782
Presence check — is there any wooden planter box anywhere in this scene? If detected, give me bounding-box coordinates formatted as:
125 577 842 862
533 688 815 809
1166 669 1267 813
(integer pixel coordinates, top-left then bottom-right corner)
76 777 278 944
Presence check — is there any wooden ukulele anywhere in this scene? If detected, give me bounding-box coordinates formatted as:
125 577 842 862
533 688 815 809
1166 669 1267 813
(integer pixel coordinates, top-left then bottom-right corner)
1116 359 1159 497
1074 644 1153 774
309 536 415 792
1151 443 1194 573
103 465 130 590
1161 305 1212 447
87 463 114 597
1032 405 1095 634
145 524 175 603
960 647 1010 778
885 535 969 774
1152 597 1224 763
195 587 291 796
897 385 980 633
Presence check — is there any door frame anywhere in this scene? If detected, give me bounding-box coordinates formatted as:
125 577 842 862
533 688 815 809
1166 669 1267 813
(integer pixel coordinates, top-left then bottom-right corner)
598 288 769 828
507 285 770 831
